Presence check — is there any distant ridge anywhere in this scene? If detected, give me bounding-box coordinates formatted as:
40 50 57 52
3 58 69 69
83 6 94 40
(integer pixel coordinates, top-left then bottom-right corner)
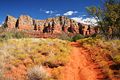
4 15 96 35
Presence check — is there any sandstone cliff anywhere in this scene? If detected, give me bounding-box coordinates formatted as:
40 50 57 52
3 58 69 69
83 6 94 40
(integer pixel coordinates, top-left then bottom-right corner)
4 15 93 35
33 19 45 32
17 15 34 30
5 15 17 29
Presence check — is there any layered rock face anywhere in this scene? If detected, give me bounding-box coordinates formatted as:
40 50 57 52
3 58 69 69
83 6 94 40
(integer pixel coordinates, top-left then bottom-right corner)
33 19 45 32
17 15 34 30
5 15 17 29
5 15 94 35
33 16 80 34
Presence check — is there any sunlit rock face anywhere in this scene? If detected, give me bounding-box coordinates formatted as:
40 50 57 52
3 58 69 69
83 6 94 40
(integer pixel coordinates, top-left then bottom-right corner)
33 19 45 32
4 15 95 35
41 16 79 34
17 15 34 30
5 15 17 29
29 16 79 34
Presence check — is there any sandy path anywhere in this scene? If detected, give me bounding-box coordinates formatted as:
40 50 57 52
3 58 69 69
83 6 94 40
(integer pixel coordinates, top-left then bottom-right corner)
61 42 99 80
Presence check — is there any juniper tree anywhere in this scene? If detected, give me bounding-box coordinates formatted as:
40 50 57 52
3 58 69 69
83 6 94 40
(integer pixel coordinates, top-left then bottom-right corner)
86 0 120 38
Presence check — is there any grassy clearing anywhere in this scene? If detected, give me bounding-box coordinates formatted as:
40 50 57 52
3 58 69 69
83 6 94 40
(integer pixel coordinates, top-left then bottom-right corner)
0 38 71 80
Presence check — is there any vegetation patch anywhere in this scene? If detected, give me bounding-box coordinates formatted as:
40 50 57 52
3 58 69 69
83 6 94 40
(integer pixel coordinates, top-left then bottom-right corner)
0 38 71 80
0 28 30 41
27 65 51 80
77 37 120 79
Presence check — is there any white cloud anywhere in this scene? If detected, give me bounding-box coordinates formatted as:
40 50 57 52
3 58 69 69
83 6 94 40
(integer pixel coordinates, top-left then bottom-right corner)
71 17 97 25
56 14 60 16
45 11 50 14
40 9 58 16
63 11 78 16
45 10 54 14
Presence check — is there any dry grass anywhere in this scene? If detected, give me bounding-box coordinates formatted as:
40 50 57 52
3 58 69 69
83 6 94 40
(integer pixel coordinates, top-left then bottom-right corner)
0 38 71 80
0 38 71 65
27 65 50 80
77 37 120 79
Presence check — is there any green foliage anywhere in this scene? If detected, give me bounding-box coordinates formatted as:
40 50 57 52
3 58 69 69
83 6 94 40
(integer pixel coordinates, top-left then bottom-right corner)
86 0 120 39
113 55 120 63
72 34 85 41
58 33 85 42
15 53 28 60
57 33 73 41
77 37 98 46
0 27 5 33
1 23 7 28
0 29 30 41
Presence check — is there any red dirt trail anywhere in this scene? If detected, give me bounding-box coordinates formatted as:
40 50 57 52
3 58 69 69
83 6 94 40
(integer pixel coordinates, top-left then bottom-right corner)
61 42 100 80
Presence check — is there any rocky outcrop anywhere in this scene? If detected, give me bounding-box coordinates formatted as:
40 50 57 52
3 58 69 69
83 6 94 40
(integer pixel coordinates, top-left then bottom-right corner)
17 15 34 30
5 15 17 29
4 15 95 35
33 19 45 32
40 16 80 34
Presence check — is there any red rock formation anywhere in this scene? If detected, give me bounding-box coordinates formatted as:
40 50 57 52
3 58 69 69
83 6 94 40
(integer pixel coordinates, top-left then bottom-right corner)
33 19 45 32
5 15 17 29
4 15 96 35
17 15 34 30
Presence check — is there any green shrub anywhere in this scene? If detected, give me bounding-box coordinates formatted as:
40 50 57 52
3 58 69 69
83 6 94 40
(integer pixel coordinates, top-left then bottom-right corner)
72 34 84 41
13 31 28 39
58 33 85 42
1 23 7 28
113 55 120 63
0 29 29 41
58 33 73 41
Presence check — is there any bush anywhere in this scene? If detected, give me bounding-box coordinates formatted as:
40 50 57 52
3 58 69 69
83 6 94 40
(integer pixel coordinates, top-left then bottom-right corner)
57 32 73 41
113 55 120 63
0 29 30 41
58 33 85 42
72 34 84 41
27 65 50 80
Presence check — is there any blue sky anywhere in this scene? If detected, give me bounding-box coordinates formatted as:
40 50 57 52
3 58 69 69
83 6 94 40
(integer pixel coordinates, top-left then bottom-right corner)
0 0 102 25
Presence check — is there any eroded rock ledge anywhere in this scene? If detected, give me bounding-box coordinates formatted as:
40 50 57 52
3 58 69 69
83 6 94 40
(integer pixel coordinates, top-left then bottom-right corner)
4 15 97 35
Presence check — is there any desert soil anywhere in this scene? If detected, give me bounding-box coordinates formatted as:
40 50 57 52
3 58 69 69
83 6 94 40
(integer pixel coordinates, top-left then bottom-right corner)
61 42 104 80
